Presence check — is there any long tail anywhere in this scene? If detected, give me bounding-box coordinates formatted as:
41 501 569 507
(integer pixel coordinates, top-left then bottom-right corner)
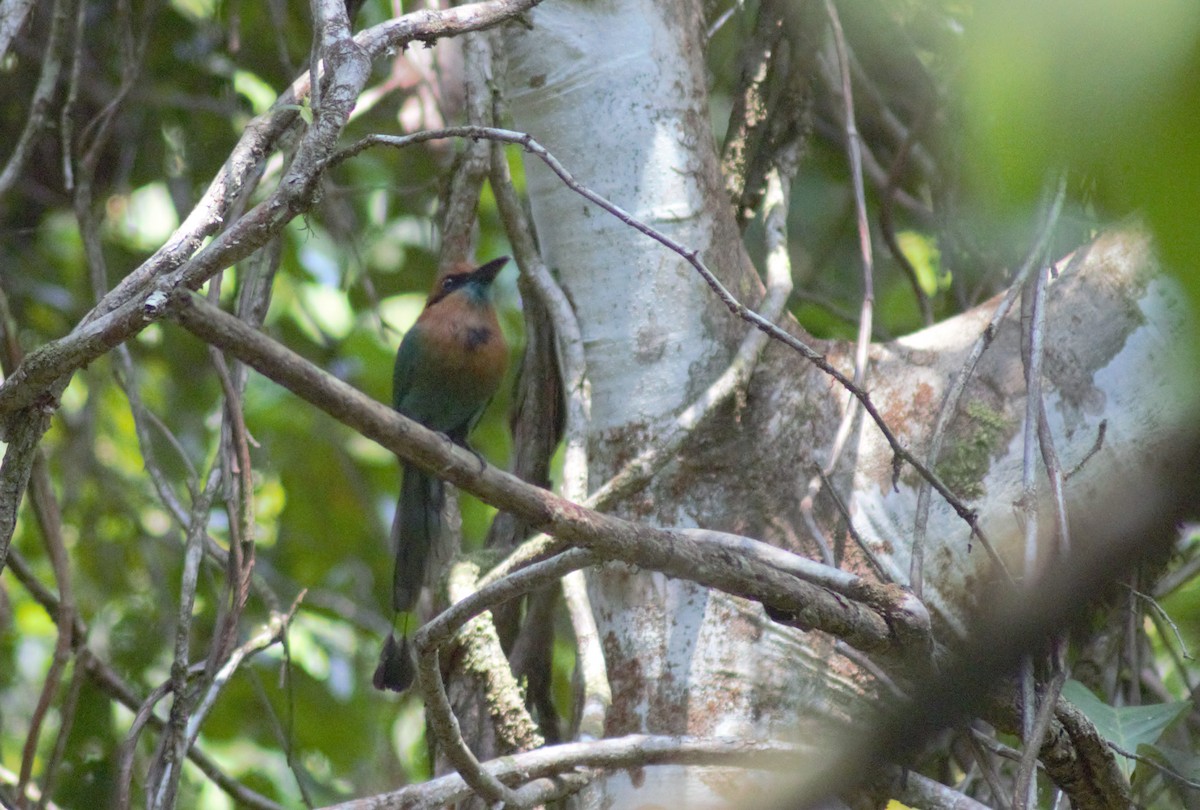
375 463 442 692
391 462 443 613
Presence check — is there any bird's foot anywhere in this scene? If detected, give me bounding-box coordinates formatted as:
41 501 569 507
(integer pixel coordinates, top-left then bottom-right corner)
467 445 487 474
435 431 487 474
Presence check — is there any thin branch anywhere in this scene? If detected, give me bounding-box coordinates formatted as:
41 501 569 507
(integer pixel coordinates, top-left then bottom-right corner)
0 0 73 198
491 138 610 739
1019 236 1051 580
845 47 939 181
909 175 1068 597
338 124 992 559
150 468 221 809
172 293 923 659
56 0 83 192
185 605 298 751
1013 666 1067 810
5 550 285 810
206 342 257 675
38 654 86 810
1063 419 1107 482
587 160 796 515
799 1 875 568
816 466 889 583
0 0 544 425
1012 187 1055 810
1106 741 1200 790
1127 585 1193 661
966 727 1016 809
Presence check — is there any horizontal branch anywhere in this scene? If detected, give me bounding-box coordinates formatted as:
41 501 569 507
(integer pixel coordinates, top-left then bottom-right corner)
171 293 927 658
321 734 810 809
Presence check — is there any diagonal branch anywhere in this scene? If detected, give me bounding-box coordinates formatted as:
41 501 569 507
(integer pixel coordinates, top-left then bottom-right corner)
336 125 992 554
170 292 929 662
0 0 545 425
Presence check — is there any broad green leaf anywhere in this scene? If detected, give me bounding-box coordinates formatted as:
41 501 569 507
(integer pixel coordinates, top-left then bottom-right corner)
1061 680 1191 779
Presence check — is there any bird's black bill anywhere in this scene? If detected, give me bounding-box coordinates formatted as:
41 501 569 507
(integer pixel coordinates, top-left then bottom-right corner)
471 255 510 284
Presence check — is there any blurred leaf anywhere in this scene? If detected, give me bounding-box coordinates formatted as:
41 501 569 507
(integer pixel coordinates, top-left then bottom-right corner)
102 183 181 252
895 230 947 297
962 0 1200 310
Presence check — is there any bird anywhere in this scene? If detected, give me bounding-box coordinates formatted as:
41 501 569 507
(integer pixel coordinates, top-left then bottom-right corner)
373 255 510 692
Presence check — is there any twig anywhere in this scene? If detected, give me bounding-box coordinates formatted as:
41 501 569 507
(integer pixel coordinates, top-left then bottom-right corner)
844 47 939 181
1127 585 1193 661
339 125 992 564
185 606 299 751
909 174 1067 597
1107 741 1200 790
799 1 876 568
966 728 1016 809
0 0 73 198
1063 419 1106 481
1036 397 1072 562
1013 665 1067 810
206 339 257 675
38 655 86 810
151 468 221 809
810 111 935 225
816 467 889 582
16 456 76 807
116 668 201 810
490 137 610 740
707 1 744 39
1019 230 1051 579
584 160 794 514
1014 182 1059 810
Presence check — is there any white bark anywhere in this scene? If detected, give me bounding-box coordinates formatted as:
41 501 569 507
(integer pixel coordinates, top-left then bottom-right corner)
855 231 1197 634
499 0 1196 806
501 0 751 436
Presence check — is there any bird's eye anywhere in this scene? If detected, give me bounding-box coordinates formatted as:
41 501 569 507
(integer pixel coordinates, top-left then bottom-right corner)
442 276 459 290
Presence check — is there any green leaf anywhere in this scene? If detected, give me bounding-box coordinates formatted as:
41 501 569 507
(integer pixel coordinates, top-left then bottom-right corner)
1061 680 1192 779
895 230 948 297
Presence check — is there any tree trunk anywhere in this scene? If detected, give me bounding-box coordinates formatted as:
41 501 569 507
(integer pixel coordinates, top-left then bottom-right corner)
500 0 1195 805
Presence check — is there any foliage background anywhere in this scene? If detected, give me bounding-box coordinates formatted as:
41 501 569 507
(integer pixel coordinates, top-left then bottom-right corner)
1 0 1198 806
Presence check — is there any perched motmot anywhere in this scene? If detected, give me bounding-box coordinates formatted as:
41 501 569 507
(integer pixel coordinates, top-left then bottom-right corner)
373 255 510 692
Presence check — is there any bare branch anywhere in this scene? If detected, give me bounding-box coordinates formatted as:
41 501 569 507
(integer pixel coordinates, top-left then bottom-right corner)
0 0 544 424
324 734 811 809
0 0 38 61
0 0 73 198
171 293 925 659
338 125 992 555
909 176 1068 597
